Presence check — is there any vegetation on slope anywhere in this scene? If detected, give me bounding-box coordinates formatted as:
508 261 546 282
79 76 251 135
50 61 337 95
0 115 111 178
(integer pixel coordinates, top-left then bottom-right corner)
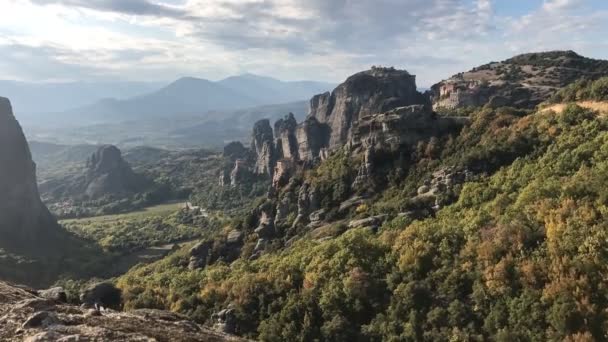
116 101 608 341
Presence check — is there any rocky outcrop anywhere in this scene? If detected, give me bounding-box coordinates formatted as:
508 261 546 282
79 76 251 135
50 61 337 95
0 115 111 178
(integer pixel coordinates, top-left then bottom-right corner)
0 280 243 341
251 119 276 176
229 159 252 186
188 241 212 270
0 97 59 246
430 51 608 110
274 113 299 160
80 282 122 309
296 116 328 161
415 166 472 210
308 67 429 152
84 145 146 198
272 159 294 188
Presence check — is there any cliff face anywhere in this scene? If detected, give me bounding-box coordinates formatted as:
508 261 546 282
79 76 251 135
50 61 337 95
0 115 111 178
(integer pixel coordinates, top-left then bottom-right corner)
308 67 429 151
251 119 275 176
0 97 58 245
223 67 436 183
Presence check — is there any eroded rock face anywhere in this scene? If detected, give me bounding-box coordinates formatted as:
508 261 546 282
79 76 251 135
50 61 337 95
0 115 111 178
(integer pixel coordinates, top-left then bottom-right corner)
85 145 145 198
251 119 276 176
296 116 328 161
0 97 58 245
230 159 252 186
308 67 429 151
0 281 243 342
274 113 299 160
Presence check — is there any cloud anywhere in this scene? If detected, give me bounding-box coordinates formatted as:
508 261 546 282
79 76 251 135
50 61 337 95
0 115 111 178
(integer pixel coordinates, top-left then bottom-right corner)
0 0 606 86
542 0 582 12
30 0 187 17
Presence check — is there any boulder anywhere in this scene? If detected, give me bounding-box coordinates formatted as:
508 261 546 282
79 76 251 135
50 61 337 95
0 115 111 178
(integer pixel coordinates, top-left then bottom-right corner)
212 308 237 335
38 287 67 303
188 241 212 270
80 283 122 310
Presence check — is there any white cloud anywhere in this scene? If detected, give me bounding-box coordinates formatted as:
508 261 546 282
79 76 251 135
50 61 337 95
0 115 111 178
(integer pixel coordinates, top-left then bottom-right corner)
0 0 605 86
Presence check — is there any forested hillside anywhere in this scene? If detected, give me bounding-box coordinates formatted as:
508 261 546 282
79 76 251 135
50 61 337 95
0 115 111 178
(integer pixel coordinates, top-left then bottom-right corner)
116 75 608 340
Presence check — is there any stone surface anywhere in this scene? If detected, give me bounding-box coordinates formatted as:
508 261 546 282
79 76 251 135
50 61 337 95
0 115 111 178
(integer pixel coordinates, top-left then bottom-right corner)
348 215 388 230
80 283 122 310
84 145 146 198
226 230 244 245
251 119 276 176
0 97 59 246
188 241 212 270
212 307 237 334
230 159 252 186
296 116 328 161
272 159 294 189
430 51 608 110
37 287 67 303
308 67 429 152
0 280 244 342
254 212 275 238
274 113 299 160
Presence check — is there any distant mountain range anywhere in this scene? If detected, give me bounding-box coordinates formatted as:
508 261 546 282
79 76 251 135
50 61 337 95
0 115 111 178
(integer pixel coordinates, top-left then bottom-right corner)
0 80 164 119
5 74 333 126
70 74 332 123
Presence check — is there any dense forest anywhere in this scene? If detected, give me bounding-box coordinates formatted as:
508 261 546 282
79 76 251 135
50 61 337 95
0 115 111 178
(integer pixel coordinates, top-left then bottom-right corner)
114 79 608 340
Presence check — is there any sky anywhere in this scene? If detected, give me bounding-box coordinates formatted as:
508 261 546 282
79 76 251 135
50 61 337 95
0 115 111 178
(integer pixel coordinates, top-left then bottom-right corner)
0 0 607 87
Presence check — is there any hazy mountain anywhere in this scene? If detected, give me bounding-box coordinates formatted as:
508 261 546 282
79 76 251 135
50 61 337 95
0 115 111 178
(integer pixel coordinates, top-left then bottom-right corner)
0 80 163 121
217 73 335 105
59 74 333 125
62 77 258 123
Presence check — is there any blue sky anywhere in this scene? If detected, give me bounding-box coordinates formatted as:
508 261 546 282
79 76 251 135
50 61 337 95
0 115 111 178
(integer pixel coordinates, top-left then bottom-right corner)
0 0 606 87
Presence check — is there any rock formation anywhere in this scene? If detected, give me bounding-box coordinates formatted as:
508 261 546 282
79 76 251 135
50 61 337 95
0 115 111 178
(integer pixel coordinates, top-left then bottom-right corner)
84 145 146 198
274 113 299 160
0 280 243 341
308 67 429 151
0 97 59 247
222 67 432 186
251 119 276 176
430 51 608 110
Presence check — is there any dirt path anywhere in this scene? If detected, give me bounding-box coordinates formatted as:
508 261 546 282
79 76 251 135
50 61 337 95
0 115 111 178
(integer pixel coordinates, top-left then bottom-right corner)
541 101 608 114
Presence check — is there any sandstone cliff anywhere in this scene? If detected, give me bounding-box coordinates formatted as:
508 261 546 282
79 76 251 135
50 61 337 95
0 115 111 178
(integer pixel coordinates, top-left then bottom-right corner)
0 97 59 248
308 67 429 151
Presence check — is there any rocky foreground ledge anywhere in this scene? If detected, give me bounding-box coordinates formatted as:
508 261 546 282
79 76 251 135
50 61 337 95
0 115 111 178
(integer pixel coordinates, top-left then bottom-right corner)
0 281 245 342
